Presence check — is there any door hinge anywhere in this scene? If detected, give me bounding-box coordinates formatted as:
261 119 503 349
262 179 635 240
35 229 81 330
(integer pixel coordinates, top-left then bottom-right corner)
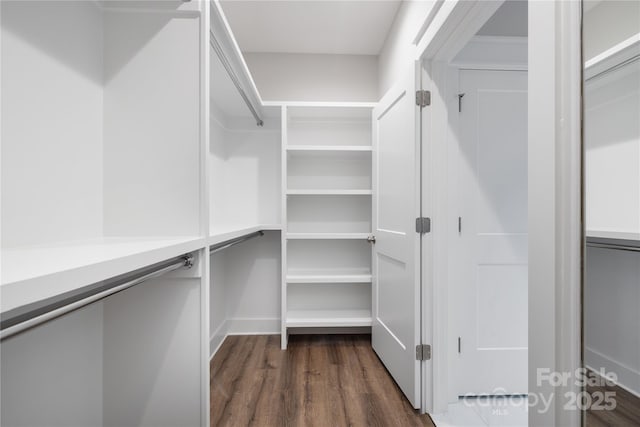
416 90 431 108
416 344 432 361
367 234 376 244
415 217 431 234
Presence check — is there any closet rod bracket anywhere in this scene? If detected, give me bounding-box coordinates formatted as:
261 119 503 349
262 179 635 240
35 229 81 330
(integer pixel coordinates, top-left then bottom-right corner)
182 254 195 269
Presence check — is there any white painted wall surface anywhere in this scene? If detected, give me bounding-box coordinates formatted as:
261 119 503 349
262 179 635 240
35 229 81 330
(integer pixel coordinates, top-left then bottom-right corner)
1 304 104 427
378 1 437 97
584 0 640 61
209 231 281 357
585 246 640 396
1 1 104 248
209 113 281 231
243 53 378 102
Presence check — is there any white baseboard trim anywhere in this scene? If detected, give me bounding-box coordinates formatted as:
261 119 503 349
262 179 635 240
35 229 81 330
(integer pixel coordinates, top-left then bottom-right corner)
209 318 280 360
289 326 371 335
226 317 280 335
585 347 640 397
209 321 228 360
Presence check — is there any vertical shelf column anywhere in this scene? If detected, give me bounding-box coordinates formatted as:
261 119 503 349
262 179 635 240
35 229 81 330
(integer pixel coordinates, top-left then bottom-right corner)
281 104 375 348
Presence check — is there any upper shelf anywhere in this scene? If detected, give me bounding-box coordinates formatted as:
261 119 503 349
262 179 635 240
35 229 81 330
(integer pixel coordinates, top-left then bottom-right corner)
586 230 640 242
286 145 372 152
287 189 372 196
210 0 266 126
209 224 281 246
1 237 206 314
585 33 640 80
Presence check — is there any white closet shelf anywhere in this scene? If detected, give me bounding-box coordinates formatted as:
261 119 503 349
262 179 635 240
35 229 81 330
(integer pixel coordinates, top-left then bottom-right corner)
585 229 640 242
209 224 281 246
286 189 372 196
286 145 372 152
286 309 372 327
0 236 206 314
286 270 372 283
286 233 370 240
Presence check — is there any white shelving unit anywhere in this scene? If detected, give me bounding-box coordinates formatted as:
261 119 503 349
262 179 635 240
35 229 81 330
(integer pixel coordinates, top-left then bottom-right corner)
584 33 640 241
280 104 375 348
1 2 208 426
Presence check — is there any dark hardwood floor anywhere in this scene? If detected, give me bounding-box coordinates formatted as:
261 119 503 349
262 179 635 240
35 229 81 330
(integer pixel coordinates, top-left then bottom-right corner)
586 370 640 427
210 334 436 427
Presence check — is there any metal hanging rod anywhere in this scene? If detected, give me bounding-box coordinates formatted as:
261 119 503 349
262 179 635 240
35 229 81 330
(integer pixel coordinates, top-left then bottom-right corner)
209 31 264 127
210 231 264 254
0 254 194 341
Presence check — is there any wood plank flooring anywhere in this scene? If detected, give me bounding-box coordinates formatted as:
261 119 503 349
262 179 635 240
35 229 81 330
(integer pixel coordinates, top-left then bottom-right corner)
586 370 640 427
210 334 435 427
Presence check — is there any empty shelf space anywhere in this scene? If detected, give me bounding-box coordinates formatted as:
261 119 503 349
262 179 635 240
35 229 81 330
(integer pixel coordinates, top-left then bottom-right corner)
287 240 371 275
287 150 371 191
286 145 372 152
286 309 372 327
1 236 206 313
286 233 370 240
287 107 372 147
287 195 371 234
287 189 372 196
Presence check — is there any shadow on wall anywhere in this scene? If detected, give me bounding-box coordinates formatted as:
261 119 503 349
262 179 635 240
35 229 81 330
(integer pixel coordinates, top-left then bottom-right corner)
1 0 186 85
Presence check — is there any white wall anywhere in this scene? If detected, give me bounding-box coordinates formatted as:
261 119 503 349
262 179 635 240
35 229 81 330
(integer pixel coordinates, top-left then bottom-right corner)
585 247 640 396
209 113 281 231
243 52 378 102
584 0 640 61
1 1 104 248
378 0 437 97
1 304 104 427
209 231 281 357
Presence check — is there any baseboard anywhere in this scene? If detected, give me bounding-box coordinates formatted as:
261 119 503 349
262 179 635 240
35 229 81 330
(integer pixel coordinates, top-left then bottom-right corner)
289 326 371 335
209 321 228 360
585 347 640 397
225 317 280 335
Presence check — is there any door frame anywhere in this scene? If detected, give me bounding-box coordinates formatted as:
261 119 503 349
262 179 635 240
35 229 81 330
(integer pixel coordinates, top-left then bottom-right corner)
414 1 583 425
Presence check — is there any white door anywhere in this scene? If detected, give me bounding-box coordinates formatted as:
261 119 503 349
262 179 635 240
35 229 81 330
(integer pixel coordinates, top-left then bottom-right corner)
454 69 528 395
372 67 422 408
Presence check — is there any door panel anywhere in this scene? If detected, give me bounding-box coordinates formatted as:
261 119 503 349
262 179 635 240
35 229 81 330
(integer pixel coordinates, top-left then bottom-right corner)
455 69 528 395
372 68 421 408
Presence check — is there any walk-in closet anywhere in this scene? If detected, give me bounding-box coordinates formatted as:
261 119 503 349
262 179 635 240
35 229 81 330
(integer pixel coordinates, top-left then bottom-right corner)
2 1 637 426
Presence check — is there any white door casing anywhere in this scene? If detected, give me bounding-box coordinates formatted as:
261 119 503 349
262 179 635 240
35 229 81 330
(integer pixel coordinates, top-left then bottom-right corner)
372 66 422 408
454 69 528 395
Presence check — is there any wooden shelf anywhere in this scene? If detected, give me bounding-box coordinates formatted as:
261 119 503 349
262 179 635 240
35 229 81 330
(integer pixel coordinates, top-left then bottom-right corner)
286 309 372 327
286 233 370 240
1 236 206 313
287 189 372 196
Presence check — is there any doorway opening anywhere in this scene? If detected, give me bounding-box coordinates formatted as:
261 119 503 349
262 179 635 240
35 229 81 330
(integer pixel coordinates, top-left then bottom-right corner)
421 1 530 425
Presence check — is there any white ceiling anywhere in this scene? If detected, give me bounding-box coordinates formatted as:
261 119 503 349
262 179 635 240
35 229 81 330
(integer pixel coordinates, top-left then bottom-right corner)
476 0 528 38
219 0 402 55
